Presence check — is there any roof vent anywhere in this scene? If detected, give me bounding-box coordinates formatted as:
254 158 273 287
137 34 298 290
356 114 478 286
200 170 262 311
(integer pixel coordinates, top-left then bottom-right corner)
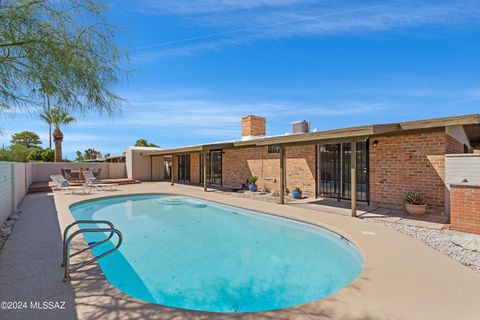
292 120 310 134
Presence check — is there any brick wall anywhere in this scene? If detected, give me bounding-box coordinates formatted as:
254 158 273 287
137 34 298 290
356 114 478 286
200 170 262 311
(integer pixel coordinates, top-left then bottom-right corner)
222 145 316 196
223 147 280 192
450 184 480 234
242 115 266 137
370 129 448 212
285 145 316 196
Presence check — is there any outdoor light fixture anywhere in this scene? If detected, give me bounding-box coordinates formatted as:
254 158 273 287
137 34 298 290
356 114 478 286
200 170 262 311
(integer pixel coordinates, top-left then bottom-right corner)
372 140 379 147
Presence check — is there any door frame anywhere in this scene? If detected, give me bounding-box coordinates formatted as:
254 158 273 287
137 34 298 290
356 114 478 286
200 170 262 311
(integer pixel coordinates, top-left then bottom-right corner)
200 150 223 187
317 141 369 203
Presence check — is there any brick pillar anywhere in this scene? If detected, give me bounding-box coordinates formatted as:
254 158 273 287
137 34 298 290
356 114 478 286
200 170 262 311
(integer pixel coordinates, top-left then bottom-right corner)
450 184 480 234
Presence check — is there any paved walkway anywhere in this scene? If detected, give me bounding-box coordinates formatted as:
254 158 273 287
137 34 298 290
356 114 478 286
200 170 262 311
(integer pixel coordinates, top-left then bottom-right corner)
1 182 479 320
292 197 449 229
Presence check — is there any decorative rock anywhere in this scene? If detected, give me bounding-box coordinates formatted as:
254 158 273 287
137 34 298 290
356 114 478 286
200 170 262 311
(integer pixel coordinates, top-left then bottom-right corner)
451 235 480 252
1 221 12 228
0 227 11 237
9 213 20 220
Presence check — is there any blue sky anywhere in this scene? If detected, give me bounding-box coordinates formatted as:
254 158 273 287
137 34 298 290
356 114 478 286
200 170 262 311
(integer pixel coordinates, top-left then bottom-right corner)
1 0 480 159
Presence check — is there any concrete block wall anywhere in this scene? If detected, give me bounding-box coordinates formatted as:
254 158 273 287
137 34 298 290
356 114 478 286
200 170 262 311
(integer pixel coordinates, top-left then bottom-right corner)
0 162 27 226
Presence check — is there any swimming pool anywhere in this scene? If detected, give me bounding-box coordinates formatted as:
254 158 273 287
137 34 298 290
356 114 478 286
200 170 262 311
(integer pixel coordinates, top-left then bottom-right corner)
70 194 364 313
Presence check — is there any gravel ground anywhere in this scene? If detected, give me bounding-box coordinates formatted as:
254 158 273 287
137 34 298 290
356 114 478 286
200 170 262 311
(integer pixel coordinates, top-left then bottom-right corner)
370 220 480 273
229 191 282 203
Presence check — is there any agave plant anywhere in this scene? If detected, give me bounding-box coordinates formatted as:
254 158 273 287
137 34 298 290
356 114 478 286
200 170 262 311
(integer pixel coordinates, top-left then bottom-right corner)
404 192 425 205
248 176 258 184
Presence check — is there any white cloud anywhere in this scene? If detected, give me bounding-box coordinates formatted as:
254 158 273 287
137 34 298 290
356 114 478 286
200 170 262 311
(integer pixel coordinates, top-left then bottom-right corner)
133 0 480 59
72 89 393 139
138 0 310 15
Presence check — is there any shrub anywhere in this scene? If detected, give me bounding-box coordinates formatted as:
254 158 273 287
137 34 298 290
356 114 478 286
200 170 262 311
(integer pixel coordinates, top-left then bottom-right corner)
41 149 55 162
404 192 425 205
293 187 301 192
263 186 271 193
27 147 44 161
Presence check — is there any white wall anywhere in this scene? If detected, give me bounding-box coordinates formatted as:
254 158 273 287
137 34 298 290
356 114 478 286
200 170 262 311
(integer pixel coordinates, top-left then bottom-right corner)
0 162 28 226
0 162 13 226
125 147 164 181
28 162 126 182
446 154 480 184
14 163 26 208
0 161 127 226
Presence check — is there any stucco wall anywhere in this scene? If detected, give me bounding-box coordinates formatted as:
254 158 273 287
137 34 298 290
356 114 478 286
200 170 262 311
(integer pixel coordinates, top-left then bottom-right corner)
126 147 165 181
30 162 126 181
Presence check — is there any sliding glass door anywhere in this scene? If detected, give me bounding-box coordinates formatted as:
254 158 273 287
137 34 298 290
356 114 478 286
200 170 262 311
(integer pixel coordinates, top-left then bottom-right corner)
318 141 369 202
178 154 190 181
200 150 222 186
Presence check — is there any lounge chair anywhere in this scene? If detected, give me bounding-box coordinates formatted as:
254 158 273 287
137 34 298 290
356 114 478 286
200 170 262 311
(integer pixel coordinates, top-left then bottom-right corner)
94 168 102 178
83 172 118 191
50 175 92 194
61 168 72 180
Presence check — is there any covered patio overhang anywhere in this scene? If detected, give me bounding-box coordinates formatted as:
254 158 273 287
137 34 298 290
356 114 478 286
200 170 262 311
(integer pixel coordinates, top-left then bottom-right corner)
141 142 235 189
138 114 480 217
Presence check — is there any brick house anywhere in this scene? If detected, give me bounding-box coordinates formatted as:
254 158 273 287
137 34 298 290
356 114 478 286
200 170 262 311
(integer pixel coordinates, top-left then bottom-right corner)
133 114 480 215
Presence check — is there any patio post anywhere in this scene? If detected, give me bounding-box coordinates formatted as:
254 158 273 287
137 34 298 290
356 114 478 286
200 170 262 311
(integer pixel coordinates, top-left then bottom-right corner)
351 141 357 217
280 146 285 204
171 155 175 186
203 153 207 191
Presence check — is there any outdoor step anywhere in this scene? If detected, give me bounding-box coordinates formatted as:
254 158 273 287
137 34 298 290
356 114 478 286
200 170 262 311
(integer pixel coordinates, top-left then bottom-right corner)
27 179 141 194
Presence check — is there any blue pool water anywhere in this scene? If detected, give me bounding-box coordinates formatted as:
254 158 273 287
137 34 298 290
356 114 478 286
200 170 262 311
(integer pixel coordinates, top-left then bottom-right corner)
70 194 363 313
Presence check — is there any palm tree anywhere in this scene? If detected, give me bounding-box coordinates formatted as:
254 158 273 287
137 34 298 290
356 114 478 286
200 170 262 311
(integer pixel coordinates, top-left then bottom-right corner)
39 83 56 149
40 108 75 162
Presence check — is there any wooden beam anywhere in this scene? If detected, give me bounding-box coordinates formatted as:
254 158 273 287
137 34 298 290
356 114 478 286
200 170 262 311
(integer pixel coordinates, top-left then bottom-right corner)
171 156 175 186
203 153 207 192
351 141 357 217
279 146 285 204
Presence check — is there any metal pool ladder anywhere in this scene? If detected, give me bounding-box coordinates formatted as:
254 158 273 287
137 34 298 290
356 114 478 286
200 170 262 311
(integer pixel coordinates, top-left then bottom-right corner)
62 220 122 281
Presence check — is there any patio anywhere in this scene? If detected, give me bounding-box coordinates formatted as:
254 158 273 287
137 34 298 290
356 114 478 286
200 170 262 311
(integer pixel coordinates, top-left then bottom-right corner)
1 182 480 320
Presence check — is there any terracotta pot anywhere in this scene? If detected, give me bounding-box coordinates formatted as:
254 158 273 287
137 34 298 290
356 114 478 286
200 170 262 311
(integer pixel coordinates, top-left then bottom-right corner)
405 204 427 215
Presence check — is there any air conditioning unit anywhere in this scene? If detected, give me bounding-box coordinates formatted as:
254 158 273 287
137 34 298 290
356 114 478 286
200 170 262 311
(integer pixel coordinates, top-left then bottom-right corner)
291 120 310 134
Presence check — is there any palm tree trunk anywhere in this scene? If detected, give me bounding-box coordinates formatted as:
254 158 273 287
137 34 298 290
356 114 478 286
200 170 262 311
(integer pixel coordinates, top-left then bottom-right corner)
53 128 63 162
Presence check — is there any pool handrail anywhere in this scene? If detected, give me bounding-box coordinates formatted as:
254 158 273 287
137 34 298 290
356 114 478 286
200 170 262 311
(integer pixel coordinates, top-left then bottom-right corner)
62 220 122 281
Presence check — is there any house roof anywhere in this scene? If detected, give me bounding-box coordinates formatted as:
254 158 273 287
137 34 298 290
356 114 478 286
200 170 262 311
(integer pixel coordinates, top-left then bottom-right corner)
142 113 480 156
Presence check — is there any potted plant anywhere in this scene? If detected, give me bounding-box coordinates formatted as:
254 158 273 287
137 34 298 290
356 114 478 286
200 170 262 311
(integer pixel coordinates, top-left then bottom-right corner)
404 192 427 215
292 187 302 199
248 176 258 192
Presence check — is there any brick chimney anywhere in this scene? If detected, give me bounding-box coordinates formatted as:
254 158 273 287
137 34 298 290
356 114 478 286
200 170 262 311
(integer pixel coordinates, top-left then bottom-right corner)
242 115 266 140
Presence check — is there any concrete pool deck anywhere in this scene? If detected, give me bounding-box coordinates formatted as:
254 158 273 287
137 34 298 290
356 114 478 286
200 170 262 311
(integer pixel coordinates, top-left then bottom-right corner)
1 182 480 320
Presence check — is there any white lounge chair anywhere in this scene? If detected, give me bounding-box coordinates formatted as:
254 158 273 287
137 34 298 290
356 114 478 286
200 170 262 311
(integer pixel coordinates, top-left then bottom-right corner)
82 172 118 191
50 175 92 194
